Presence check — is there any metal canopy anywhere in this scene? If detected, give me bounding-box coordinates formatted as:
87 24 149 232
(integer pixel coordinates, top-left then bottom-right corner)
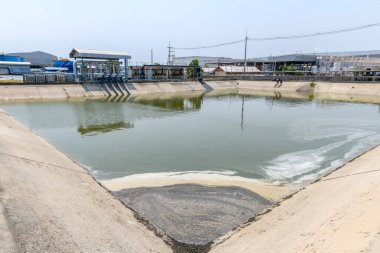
70 48 131 60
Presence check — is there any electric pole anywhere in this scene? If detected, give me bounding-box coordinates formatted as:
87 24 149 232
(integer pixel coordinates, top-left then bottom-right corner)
167 42 175 65
151 49 154 65
244 30 248 74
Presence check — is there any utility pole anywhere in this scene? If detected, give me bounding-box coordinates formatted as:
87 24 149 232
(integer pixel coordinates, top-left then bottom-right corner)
167 42 175 65
244 30 248 74
151 49 154 65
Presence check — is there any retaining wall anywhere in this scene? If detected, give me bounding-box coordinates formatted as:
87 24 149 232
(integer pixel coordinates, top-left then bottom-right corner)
1 81 380 101
0 84 107 101
127 81 205 95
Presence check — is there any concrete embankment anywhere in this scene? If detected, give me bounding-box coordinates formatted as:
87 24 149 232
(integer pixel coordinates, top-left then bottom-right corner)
0 109 171 252
127 81 205 95
1 81 380 252
1 80 380 101
211 145 380 253
0 82 205 100
0 84 107 101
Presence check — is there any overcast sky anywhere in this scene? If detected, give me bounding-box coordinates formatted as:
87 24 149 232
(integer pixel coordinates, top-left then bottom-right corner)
2 0 380 64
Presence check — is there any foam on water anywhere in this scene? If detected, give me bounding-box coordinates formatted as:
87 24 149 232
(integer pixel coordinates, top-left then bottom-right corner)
101 169 292 201
264 119 380 184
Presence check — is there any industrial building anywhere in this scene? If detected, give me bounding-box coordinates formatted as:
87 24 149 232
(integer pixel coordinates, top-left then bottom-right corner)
172 56 233 67
0 61 31 75
213 66 260 76
196 50 380 75
0 55 24 62
317 56 380 74
6 51 58 68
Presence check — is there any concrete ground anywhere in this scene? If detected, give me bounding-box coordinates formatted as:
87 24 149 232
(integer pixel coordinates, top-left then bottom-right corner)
0 109 171 253
211 145 380 253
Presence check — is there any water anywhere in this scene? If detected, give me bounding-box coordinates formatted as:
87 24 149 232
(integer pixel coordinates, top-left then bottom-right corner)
2 93 380 185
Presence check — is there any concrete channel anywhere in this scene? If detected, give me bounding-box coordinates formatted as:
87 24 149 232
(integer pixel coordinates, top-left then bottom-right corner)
1 80 380 252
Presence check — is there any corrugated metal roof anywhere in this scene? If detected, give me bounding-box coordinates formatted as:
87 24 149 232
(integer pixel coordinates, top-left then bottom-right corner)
202 67 216 73
0 61 31 66
70 48 131 59
313 50 380 58
216 66 260 73
6 51 58 67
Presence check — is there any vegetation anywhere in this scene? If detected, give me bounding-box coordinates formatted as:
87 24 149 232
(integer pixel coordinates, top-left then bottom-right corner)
282 64 304 76
310 82 317 88
187 59 200 78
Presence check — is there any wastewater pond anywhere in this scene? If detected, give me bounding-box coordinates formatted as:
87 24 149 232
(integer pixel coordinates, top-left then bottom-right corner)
2 92 380 185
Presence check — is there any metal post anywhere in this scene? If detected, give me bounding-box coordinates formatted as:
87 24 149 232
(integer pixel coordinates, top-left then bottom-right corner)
151 49 154 65
81 58 85 81
73 58 78 79
168 42 171 65
167 42 175 65
274 61 277 75
124 58 129 83
244 30 248 75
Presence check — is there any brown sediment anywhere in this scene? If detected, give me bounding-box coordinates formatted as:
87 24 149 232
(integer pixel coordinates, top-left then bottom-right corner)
102 172 295 202
113 184 273 253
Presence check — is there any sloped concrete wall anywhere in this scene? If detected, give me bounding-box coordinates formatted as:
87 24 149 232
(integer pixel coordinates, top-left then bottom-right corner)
1 81 380 101
0 84 108 101
237 80 310 92
127 81 205 95
206 81 239 90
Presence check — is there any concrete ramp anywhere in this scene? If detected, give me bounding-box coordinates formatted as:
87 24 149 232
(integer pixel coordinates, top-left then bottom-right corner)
116 83 127 95
101 84 113 96
110 84 120 96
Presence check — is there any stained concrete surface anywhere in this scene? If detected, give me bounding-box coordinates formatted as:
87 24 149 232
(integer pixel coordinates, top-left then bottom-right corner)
113 184 272 251
0 109 171 253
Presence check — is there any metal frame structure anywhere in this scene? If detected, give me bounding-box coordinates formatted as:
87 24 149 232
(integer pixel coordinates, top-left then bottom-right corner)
69 48 131 82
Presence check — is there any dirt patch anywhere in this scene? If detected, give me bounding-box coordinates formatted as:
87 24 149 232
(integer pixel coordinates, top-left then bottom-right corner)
113 184 272 252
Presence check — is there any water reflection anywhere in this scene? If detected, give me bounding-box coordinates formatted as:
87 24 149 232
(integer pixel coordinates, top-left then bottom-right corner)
78 121 134 136
128 96 203 111
3 91 380 184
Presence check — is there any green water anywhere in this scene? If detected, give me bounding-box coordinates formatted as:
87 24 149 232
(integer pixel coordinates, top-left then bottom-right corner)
2 92 380 184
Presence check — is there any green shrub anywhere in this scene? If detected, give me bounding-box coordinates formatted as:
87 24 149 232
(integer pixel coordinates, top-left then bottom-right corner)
310 82 317 88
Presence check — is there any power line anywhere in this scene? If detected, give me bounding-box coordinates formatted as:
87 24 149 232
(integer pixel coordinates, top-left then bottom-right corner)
173 39 245 50
249 22 380 41
173 22 380 50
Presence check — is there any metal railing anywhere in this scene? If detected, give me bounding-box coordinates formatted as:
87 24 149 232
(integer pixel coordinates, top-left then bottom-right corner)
23 73 76 84
203 71 380 83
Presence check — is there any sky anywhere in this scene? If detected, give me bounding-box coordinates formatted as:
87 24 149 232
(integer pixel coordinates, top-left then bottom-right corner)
2 0 380 64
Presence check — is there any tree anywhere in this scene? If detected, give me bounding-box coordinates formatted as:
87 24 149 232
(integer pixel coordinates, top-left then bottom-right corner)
187 59 200 78
282 64 303 76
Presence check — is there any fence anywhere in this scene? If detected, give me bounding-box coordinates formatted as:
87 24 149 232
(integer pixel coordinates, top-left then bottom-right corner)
204 73 380 83
23 74 76 84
